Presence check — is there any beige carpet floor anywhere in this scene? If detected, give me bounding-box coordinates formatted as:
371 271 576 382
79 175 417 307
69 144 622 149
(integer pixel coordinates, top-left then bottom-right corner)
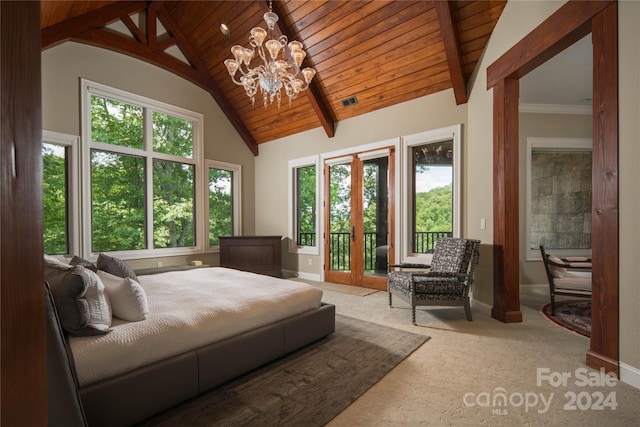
303 281 640 426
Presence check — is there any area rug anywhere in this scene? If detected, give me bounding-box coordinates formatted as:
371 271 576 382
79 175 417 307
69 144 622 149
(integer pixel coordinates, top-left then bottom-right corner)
542 300 591 337
137 315 428 427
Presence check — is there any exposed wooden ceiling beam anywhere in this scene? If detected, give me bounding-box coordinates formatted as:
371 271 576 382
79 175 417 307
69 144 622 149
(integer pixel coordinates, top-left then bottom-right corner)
265 0 336 138
435 1 467 105
42 1 147 49
151 3 259 155
487 0 611 89
41 1 259 155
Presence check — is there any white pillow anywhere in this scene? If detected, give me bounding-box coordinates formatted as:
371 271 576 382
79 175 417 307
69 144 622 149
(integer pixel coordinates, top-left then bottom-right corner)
97 270 149 321
548 256 567 278
84 269 113 330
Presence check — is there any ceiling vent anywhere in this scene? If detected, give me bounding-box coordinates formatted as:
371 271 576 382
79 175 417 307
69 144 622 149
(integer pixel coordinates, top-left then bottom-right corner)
341 95 358 108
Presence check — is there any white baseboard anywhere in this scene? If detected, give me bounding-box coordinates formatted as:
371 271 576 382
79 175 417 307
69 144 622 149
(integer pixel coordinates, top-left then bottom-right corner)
470 298 493 316
283 270 321 282
620 361 640 390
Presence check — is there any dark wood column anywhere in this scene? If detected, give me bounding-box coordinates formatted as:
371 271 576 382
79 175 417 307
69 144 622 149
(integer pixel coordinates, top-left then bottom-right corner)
587 1 619 376
1 1 47 425
486 0 619 375
491 78 522 323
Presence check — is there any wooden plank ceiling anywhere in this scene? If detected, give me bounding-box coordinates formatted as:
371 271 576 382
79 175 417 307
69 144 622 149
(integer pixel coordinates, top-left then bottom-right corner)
41 0 506 155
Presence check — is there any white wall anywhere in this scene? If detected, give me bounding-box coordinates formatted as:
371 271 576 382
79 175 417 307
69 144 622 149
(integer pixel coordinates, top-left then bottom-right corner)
41 42 256 269
618 0 640 388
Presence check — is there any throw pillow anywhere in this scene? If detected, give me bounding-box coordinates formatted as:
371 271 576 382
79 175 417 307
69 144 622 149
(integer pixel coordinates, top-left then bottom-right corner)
44 260 112 336
44 254 70 269
97 253 139 282
97 270 149 322
69 255 98 272
548 256 567 278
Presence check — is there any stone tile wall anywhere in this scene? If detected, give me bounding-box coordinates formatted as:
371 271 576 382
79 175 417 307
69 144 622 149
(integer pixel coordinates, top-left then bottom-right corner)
531 151 592 249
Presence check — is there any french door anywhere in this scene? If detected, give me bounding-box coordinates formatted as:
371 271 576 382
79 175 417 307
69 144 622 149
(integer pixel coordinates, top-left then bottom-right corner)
323 148 394 290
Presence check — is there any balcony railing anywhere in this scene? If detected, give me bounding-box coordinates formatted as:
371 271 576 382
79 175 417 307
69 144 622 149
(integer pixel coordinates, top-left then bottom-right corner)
298 231 452 272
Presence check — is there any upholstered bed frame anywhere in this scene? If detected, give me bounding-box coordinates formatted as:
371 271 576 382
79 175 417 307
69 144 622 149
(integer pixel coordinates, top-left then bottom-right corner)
46 283 336 427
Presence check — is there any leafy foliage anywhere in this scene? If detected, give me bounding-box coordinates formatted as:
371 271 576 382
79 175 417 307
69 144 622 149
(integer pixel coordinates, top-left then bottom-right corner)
296 165 316 245
91 151 146 252
42 144 68 255
415 184 453 233
208 168 233 246
90 95 195 251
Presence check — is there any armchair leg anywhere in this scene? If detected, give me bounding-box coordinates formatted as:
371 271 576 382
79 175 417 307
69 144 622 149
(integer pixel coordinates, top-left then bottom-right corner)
411 306 416 326
388 292 392 307
551 295 555 316
464 300 473 321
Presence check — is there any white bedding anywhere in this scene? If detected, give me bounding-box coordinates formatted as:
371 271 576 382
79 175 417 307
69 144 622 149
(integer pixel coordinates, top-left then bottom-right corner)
69 267 323 387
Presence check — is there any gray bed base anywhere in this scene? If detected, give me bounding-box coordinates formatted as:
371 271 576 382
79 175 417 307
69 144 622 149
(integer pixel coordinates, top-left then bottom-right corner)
46 282 335 427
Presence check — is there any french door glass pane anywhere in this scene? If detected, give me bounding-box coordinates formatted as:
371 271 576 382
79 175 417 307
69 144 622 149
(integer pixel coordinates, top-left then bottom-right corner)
91 150 146 252
412 141 453 253
363 158 389 275
42 143 69 255
329 163 351 272
153 160 195 248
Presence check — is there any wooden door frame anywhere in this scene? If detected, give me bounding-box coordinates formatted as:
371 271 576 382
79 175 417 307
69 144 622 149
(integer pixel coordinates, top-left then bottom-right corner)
323 148 395 290
487 1 619 375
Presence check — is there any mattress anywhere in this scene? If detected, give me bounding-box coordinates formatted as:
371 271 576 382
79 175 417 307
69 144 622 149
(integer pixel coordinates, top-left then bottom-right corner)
69 267 323 387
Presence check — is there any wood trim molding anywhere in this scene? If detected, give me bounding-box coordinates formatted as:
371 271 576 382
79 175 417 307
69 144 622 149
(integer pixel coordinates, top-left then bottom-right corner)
589 1 619 376
488 0 619 376
487 1 613 89
491 78 522 323
1 1 47 424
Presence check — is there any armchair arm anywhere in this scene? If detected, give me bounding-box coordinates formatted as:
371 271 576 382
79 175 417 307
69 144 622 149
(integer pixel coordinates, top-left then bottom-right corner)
411 271 471 280
387 263 431 272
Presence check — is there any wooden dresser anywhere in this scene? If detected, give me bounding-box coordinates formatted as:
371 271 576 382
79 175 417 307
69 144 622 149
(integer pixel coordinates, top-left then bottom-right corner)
219 236 282 277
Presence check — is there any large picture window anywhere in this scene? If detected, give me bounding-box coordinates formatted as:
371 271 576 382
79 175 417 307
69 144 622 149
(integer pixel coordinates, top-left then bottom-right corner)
81 80 203 258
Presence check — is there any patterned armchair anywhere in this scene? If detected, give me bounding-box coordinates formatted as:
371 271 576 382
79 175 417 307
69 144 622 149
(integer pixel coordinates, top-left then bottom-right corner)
387 238 481 324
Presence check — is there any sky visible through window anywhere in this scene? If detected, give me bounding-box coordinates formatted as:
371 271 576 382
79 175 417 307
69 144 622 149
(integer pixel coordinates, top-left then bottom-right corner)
416 166 452 192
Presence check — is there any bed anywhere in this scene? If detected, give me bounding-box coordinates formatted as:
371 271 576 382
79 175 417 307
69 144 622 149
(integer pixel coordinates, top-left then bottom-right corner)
45 259 335 427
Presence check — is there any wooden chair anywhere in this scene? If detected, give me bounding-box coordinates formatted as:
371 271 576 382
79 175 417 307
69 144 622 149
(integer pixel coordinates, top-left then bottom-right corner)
387 238 480 324
539 245 592 315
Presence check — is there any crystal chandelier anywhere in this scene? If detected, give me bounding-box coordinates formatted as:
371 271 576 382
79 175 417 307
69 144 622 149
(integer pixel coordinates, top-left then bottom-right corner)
223 1 316 108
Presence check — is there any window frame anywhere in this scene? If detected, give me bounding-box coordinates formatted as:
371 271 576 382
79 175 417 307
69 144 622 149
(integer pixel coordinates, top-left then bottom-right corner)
80 79 204 260
205 159 242 252
288 155 320 255
42 130 80 257
400 125 462 264
525 137 592 260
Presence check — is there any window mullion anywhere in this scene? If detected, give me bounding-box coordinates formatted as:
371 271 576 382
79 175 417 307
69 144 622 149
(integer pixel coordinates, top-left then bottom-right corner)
144 108 154 251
